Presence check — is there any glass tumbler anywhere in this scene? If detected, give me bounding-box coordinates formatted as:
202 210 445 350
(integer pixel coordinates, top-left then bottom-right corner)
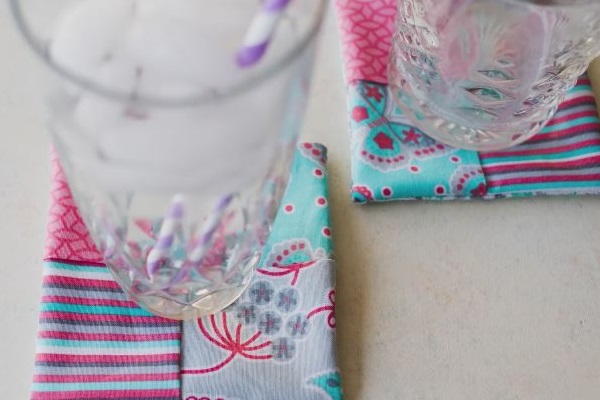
389 0 600 150
11 0 326 319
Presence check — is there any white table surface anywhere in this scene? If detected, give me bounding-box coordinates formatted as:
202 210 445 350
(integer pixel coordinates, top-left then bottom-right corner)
2 3 600 399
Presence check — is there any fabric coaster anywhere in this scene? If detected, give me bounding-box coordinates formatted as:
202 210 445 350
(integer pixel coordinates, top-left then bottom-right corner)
335 0 600 202
31 143 343 400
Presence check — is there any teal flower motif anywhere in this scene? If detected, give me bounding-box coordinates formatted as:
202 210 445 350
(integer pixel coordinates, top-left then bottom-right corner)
308 371 344 400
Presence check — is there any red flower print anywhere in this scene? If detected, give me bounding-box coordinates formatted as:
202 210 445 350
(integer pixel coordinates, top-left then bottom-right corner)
257 260 319 286
373 132 395 150
402 128 421 144
181 313 272 375
352 106 369 122
307 290 336 329
365 85 383 102
470 183 487 197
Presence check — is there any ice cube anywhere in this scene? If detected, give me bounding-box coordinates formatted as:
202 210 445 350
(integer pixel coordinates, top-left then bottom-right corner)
50 0 136 79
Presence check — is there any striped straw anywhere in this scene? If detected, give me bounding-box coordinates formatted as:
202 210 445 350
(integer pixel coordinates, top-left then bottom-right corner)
187 194 234 265
236 0 293 68
145 194 185 277
168 194 234 286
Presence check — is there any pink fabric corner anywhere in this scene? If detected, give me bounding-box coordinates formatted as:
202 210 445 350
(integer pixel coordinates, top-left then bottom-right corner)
334 0 397 84
44 151 104 263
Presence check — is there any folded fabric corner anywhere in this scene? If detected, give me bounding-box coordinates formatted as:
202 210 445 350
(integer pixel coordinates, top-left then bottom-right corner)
348 81 486 203
182 142 343 400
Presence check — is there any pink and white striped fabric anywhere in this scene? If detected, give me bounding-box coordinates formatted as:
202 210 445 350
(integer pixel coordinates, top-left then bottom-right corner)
480 78 600 196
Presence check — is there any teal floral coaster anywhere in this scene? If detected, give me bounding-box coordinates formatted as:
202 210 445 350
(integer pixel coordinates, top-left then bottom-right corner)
348 81 487 203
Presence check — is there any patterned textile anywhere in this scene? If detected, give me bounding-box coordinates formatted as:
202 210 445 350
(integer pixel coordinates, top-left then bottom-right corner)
33 143 342 400
32 154 181 400
335 0 600 202
349 81 485 202
481 79 600 197
181 144 343 400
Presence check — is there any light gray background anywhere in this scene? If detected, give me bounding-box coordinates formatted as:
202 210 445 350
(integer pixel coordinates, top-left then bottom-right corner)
2 3 600 399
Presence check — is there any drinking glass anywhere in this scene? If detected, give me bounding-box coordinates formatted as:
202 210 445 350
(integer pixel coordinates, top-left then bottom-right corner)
389 0 600 150
11 0 326 319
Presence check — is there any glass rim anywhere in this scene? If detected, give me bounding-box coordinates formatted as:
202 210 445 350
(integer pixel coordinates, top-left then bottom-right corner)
508 0 599 6
9 0 328 107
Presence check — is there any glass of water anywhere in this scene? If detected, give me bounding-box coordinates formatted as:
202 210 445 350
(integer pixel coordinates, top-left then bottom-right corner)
390 0 600 150
11 0 326 319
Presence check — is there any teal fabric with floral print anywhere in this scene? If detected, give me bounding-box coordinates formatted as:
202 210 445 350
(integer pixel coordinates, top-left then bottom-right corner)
349 81 487 203
260 142 332 261
182 143 342 400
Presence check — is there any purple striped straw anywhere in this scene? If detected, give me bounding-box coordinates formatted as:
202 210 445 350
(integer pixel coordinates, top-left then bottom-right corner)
187 194 234 265
236 0 293 68
168 194 234 286
145 194 185 277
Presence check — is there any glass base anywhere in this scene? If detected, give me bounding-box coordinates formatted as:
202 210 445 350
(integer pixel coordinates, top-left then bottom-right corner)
138 281 252 320
389 84 547 151
108 259 256 321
